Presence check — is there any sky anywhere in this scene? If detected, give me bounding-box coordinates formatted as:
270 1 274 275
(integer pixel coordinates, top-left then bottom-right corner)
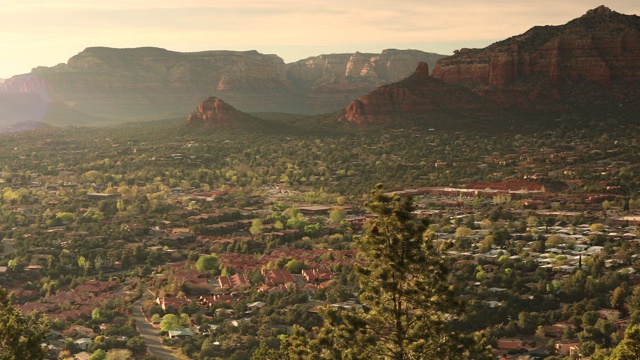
1 0 639 79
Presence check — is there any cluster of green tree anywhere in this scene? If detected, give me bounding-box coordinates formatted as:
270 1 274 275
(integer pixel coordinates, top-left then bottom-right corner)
0 116 639 360
1 119 637 203
0 287 50 359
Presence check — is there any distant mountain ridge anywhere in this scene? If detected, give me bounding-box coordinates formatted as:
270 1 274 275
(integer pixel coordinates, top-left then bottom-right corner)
0 47 443 123
3 6 639 130
341 6 640 127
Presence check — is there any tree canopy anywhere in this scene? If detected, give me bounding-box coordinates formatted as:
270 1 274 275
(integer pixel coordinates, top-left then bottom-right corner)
607 325 640 359
195 254 220 275
160 314 180 332
0 286 50 360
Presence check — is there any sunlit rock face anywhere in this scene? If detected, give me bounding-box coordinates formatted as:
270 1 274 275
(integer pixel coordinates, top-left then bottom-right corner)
340 62 497 125
286 49 445 113
186 96 254 127
432 6 640 112
339 7 640 127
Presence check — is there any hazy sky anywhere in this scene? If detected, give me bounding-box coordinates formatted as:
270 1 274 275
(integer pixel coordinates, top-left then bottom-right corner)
1 0 639 78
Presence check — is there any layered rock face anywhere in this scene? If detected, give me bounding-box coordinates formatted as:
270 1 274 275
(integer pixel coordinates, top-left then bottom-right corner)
287 49 444 112
0 47 443 122
340 6 640 128
432 6 640 111
0 47 294 119
340 62 497 125
186 96 254 127
0 74 50 99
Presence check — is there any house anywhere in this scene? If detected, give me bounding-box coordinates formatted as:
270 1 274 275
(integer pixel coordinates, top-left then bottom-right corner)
218 273 250 290
297 283 318 296
74 352 91 360
212 294 235 305
231 318 252 327
262 269 296 286
247 301 266 312
198 294 235 308
73 338 93 350
488 287 507 293
607 215 640 226
259 284 289 293
214 308 234 318
301 268 334 283
156 295 191 312
497 338 523 350
168 327 194 339
25 265 42 273
555 340 581 356
344 216 376 228
556 265 576 273
170 227 192 235
598 308 621 321
331 301 363 311
587 246 604 254
543 323 576 338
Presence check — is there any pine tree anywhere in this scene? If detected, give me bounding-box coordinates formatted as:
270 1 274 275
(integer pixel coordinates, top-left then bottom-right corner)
608 324 640 359
306 184 492 360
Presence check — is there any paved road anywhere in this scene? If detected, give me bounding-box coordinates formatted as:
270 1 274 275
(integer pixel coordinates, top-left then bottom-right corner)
132 298 179 360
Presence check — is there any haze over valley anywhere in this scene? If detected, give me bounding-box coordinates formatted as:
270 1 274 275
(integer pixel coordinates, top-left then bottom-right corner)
1 4 640 360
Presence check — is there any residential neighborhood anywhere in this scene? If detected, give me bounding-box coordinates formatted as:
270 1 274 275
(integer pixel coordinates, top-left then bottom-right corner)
0 122 639 359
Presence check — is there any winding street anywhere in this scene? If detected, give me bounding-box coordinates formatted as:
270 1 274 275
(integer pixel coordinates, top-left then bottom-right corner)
132 298 179 360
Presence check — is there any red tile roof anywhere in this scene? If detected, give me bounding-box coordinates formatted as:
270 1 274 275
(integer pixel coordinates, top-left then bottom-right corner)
302 268 334 283
218 273 250 289
262 269 296 285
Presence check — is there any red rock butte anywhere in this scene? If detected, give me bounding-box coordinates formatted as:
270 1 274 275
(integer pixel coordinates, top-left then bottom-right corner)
187 96 252 127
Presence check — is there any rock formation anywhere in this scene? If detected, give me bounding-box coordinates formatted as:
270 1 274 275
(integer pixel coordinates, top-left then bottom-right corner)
432 6 640 112
340 62 498 126
0 47 443 123
340 6 640 128
186 97 255 127
287 49 444 112
5 6 637 127
0 48 295 120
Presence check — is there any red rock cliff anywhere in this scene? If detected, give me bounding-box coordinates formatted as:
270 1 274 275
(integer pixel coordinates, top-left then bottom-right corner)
187 97 253 127
432 6 640 110
286 49 445 113
340 62 497 125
